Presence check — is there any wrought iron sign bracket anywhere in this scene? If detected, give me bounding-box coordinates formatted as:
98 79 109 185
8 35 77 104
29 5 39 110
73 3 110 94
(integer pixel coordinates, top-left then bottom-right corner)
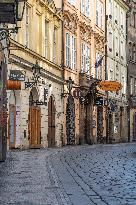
0 27 19 41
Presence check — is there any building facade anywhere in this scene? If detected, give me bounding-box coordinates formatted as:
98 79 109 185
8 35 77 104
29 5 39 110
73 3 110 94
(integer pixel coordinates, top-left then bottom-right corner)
63 0 106 145
106 0 129 142
7 0 64 149
126 0 136 142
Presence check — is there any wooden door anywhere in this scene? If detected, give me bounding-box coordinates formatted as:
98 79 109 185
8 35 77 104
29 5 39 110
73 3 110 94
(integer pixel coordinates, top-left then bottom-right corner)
9 105 16 148
48 96 55 147
28 106 41 148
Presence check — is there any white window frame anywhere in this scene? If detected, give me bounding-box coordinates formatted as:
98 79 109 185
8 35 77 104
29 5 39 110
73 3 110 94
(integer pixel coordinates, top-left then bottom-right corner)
45 20 49 59
53 27 57 63
66 33 76 69
81 0 90 18
81 42 90 74
130 77 133 95
96 0 103 29
68 0 76 6
96 53 102 80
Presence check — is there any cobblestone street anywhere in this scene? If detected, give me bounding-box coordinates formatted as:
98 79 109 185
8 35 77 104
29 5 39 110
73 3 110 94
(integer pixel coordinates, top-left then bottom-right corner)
0 143 136 205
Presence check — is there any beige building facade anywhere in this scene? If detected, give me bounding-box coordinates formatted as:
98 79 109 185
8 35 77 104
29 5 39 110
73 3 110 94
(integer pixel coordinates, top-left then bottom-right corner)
63 0 106 145
7 0 64 149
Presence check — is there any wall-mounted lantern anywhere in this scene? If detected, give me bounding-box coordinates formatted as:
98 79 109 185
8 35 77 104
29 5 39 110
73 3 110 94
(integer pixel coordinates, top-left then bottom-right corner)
0 0 26 24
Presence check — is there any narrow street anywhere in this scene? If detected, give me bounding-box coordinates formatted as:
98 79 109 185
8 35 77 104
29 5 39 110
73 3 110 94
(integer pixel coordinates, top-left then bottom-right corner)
0 143 136 205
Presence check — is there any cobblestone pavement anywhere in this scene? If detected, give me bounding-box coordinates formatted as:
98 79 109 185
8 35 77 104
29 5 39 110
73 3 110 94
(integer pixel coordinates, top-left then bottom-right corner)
0 143 136 205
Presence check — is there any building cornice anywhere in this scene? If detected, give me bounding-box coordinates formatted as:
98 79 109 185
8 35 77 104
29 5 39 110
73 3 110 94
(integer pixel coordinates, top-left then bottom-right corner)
8 54 64 85
9 39 63 72
115 0 130 11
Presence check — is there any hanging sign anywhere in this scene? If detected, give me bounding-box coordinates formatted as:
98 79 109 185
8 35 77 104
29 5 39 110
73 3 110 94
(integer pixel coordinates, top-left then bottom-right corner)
9 70 25 81
73 89 82 99
7 80 21 90
98 81 122 91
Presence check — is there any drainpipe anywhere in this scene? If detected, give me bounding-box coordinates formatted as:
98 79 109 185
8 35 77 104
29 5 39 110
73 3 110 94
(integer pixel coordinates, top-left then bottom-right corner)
126 9 130 142
61 0 65 146
105 0 109 143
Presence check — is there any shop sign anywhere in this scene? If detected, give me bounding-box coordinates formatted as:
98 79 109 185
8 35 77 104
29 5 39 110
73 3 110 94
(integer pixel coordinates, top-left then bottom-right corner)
9 70 25 81
73 89 82 99
98 81 122 91
95 97 104 106
7 80 21 90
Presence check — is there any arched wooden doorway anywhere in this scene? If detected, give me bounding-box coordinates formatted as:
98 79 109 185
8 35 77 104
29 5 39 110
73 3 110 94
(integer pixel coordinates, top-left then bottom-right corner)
28 88 41 148
66 95 75 145
48 96 56 147
8 91 21 148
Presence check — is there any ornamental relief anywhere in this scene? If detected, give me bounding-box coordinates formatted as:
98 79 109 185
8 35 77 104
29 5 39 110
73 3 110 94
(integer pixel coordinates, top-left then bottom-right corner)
94 32 105 51
64 10 79 34
79 22 93 44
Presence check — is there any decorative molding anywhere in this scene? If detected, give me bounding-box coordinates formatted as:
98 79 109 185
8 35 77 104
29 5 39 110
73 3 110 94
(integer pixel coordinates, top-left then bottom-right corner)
79 21 93 44
64 10 79 34
94 32 105 51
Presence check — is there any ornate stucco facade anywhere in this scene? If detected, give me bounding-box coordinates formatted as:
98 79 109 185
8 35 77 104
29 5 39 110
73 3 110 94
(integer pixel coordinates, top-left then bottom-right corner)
106 0 129 142
7 0 64 149
63 0 106 145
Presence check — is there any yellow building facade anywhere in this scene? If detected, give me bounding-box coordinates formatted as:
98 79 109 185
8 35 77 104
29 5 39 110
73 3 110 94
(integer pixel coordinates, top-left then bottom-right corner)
7 0 64 148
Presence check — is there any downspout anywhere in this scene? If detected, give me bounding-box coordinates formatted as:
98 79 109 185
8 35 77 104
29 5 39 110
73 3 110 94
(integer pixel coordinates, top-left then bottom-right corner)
105 0 109 143
126 9 130 142
61 0 65 146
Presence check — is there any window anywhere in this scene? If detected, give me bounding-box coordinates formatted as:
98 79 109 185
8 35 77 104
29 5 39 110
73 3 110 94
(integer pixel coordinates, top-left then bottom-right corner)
120 41 124 59
66 33 70 67
81 42 90 74
132 45 136 62
108 32 113 52
122 76 126 94
115 5 118 23
68 0 76 6
25 5 30 47
130 77 133 95
96 0 103 29
45 20 49 59
110 70 113 80
115 36 119 55
66 33 76 69
120 11 123 28
109 0 112 15
53 27 57 63
134 79 136 93
96 53 102 80
81 0 90 18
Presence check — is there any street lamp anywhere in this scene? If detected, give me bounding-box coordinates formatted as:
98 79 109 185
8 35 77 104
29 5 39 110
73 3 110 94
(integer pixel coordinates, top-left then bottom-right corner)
66 77 74 94
0 0 26 24
32 60 41 83
0 0 27 41
16 0 27 21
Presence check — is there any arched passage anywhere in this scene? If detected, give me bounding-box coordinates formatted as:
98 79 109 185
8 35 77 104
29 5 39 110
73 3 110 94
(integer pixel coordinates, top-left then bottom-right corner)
8 91 21 148
28 87 41 148
48 95 56 147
